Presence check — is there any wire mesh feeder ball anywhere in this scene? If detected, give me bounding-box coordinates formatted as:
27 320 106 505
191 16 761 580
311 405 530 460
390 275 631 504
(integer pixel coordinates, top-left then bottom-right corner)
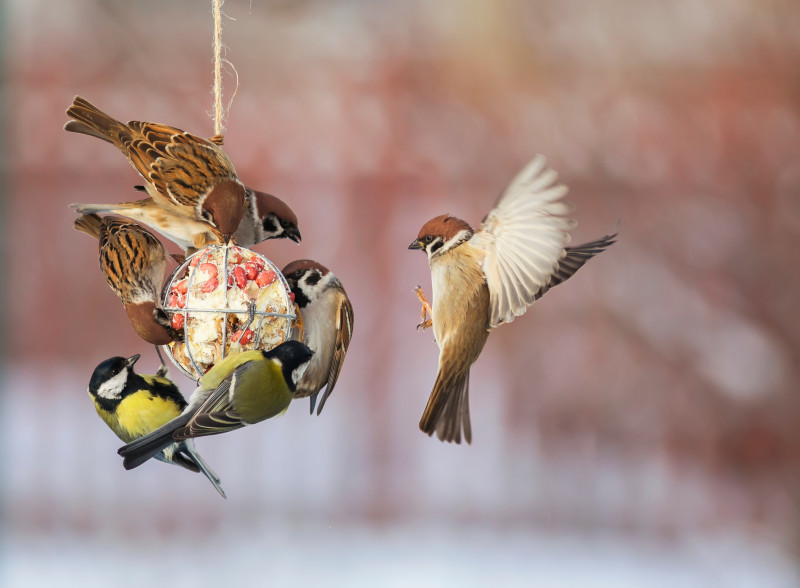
161 244 297 381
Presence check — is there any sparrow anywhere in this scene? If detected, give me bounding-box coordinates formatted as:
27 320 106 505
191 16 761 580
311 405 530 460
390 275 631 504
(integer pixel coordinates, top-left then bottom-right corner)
118 341 314 471
71 187 301 254
88 354 226 497
64 96 246 239
74 213 180 345
282 260 354 415
409 155 616 444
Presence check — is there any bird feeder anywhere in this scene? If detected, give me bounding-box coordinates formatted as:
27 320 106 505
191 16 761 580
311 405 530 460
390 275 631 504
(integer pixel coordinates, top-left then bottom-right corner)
161 244 296 381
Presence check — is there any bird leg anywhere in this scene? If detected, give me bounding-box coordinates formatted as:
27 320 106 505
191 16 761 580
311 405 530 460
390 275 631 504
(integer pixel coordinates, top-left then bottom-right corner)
414 286 433 330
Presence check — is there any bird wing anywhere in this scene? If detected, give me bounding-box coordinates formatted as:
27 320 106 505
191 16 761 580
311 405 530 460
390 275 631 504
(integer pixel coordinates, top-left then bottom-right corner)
98 217 166 301
124 123 238 213
470 155 576 329
315 290 354 414
174 364 247 439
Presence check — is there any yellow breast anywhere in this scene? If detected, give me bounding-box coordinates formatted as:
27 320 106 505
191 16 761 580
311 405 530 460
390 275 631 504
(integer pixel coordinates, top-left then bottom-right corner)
95 392 183 443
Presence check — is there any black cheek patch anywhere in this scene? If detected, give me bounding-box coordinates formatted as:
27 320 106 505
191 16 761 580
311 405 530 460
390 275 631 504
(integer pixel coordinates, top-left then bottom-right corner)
262 215 280 234
293 288 311 309
429 241 444 254
305 271 322 287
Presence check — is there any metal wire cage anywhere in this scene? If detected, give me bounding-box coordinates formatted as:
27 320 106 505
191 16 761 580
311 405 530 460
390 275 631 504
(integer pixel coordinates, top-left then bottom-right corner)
160 244 296 381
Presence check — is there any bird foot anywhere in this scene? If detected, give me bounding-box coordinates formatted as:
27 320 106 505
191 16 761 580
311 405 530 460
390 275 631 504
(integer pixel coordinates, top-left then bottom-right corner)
414 286 433 331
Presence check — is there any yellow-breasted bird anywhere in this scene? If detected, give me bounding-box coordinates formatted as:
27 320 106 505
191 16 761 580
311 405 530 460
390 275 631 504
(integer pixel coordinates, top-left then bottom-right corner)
118 341 314 471
64 96 246 240
88 354 226 497
74 213 180 345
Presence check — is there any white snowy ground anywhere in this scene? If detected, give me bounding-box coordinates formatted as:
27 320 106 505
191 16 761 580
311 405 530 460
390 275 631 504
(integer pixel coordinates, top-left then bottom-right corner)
3 524 797 588
2 365 798 587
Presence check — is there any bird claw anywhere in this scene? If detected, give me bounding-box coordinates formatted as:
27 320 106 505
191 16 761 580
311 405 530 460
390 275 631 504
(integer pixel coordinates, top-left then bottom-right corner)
414 286 433 331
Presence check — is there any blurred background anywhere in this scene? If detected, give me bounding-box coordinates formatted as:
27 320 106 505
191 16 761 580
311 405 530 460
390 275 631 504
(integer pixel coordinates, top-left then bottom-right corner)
2 0 800 585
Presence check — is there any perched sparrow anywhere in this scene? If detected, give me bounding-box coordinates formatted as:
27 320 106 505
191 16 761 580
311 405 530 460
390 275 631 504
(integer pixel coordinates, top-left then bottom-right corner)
74 213 180 345
118 341 314 471
64 96 246 239
88 354 225 498
71 187 301 254
282 260 354 415
409 155 616 444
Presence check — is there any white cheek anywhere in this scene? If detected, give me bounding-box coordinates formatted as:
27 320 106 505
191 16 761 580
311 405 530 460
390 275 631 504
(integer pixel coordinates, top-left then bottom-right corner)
291 362 310 385
97 370 128 400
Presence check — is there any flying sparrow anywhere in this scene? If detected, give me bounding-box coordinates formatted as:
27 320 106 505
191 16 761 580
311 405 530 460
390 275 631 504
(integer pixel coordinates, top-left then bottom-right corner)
74 213 181 345
282 260 354 415
71 187 301 254
409 155 616 444
64 96 246 239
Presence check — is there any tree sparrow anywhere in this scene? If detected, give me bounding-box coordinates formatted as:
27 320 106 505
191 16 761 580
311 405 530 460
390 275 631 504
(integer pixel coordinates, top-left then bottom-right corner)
71 187 301 254
74 213 181 345
282 260 354 415
409 155 616 444
64 96 246 239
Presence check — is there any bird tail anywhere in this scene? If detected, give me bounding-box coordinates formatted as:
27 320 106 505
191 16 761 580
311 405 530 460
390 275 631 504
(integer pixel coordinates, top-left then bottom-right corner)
172 439 227 499
419 367 472 444
73 213 103 240
64 96 128 146
118 412 193 471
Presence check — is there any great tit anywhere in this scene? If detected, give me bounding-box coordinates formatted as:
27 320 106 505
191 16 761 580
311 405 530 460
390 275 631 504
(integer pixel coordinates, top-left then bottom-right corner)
88 354 226 497
118 340 314 471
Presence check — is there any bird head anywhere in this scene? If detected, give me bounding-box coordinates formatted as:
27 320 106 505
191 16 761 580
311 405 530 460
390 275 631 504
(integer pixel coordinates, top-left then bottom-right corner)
252 191 301 244
409 214 474 261
281 259 332 308
88 354 140 402
202 179 247 239
263 340 315 392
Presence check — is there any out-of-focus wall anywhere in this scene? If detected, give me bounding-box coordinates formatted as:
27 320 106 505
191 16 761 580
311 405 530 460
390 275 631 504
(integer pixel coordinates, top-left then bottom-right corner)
3 0 800 584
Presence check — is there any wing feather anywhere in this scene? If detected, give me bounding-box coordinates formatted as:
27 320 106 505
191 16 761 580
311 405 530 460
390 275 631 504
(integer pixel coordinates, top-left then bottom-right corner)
315 290 354 415
471 155 577 328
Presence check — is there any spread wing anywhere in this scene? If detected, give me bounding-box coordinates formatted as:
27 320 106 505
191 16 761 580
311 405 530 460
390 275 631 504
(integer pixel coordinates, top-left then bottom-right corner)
470 155 576 329
315 289 354 414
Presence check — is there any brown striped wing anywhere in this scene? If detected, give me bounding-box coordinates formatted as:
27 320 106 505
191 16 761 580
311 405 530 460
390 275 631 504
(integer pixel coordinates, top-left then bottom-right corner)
98 218 166 303
124 122 238 215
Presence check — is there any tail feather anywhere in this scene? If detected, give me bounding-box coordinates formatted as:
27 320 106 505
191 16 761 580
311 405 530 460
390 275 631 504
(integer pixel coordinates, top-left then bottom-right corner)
533 231 617 302
419 368 472 444
71 200 147 215
65 96 128 146
118 412 192 470
174 439 227 499
73 213 104 240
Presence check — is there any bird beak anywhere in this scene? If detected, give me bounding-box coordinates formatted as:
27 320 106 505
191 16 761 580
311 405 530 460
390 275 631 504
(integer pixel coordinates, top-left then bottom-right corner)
286 227 302 244
125 354 141 368
408 239 423 250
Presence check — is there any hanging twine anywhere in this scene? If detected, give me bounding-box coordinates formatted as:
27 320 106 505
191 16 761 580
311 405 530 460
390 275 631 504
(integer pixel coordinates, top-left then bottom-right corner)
210 0 239 145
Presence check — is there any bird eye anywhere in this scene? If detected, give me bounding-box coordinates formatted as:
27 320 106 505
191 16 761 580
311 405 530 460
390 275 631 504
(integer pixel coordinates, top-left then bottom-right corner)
424 235 433 243
201 210 214 224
